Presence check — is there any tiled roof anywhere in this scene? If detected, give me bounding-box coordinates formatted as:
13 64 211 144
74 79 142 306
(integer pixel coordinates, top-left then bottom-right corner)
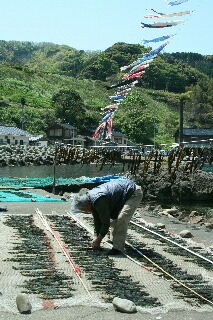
183 128 213 136
56 123 77 130
112 130 127 137
0 126 31 136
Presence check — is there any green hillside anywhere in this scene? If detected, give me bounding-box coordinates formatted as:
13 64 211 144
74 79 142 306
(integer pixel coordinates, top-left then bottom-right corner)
0 40 212 145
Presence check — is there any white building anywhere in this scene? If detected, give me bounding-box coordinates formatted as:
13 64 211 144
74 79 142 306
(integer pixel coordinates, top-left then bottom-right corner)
29 135 49 147
110 130 128 145
0 125 31 145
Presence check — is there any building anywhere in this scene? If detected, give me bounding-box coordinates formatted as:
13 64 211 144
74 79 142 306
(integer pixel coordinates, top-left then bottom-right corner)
83 129 129 149
46 123 85 146
29 135 49 147
0 125 31 145
110 130 128 145
174 128 213 148
84 136 102 149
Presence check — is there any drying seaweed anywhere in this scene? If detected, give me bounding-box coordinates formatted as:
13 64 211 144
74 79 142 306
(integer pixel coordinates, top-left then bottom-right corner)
49 215 160 307
130 220 213 271
4 215 75 299
127 227 213 304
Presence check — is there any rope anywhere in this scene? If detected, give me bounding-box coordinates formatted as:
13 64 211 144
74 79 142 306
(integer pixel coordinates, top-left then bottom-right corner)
130 220 213 265
125 240 213 306
67 210 154 272
36 208 92 299
67 210 213 305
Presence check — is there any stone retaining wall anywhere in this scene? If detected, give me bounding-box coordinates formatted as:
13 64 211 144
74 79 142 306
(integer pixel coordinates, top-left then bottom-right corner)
0 145 55 166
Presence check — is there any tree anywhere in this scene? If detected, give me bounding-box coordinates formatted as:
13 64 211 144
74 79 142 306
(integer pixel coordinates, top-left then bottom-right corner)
52 89 86 128
114 90 179 145
139 57 203 93
185 78 213 127
80 53 118 81
104 42 146 68
114 92 158 144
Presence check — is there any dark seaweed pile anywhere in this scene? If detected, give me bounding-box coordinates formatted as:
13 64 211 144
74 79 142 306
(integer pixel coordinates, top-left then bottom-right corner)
127 224 213 304
4 215 75 299
49 215 160 307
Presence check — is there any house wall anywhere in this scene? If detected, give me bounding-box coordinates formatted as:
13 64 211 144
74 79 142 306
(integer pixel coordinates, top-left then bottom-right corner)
182 134 213 143
111 135 127 145
0 134 29 145
46 125 87 147
37 140 48 147
174 130 213 144
47 126 78 144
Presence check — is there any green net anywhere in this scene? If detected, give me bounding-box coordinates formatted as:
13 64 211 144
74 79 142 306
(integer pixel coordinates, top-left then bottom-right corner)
0 176 91 188
0 190 65 202
0 175 122 189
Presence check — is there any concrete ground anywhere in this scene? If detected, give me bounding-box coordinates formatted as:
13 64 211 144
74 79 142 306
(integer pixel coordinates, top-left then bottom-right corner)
1 306 213 320
0 189 212 319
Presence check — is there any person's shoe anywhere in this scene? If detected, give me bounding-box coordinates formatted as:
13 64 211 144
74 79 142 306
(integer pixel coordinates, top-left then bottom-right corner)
107 248 122 256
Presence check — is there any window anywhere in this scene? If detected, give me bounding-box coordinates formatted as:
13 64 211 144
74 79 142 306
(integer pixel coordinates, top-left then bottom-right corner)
115 138 122 144
65 129 71 137
55 129 62 136
49 129 62 136
49 129 54 136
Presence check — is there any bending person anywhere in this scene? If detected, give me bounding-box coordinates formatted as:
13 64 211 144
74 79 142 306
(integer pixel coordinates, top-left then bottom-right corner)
73 178 143 255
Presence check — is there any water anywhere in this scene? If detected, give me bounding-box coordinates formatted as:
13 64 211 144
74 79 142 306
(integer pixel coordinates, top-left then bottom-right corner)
0 163 124 179
202 163 213 173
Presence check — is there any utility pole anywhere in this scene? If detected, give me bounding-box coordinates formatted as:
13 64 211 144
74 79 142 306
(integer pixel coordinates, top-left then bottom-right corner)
53 142 59 195
152 118 156 150
20 98 26 130
153 121 156 149
73 129 75 147
179 99 184 147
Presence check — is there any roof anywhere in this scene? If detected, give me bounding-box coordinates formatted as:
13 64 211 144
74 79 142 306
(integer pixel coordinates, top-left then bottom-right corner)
82 129 128 138
55 123 77 130
182 128 213 136
127 141 137 146
112 130 127 137
104 142 117 146
29 135 49 142
0 126 31 137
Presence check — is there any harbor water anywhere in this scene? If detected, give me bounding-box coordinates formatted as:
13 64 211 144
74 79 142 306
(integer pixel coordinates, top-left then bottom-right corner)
0 163 124 179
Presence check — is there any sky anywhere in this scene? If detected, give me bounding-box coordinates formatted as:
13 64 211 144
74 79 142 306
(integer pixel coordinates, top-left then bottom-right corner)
0 0 212 55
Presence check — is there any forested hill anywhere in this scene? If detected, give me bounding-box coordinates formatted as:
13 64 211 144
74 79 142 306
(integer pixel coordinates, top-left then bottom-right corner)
0 40 212 145
0 40 212 81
